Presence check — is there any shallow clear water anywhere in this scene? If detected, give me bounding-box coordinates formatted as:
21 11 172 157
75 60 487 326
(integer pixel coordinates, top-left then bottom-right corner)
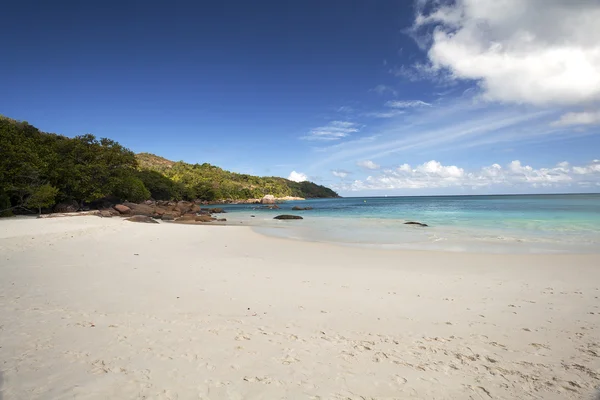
214 194 600 253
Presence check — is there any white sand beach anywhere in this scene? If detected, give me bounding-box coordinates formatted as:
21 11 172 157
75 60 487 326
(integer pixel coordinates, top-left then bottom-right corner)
1 216 599 399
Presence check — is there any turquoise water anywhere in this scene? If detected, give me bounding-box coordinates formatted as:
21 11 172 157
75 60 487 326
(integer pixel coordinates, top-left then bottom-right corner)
215 194 600 253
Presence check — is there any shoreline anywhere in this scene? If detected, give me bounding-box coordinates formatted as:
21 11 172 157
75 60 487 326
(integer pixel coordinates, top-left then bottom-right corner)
6 210 600 254
1 216 599 399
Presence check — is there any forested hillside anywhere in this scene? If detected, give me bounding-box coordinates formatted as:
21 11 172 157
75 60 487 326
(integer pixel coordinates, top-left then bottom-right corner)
136 153 338 201
0 116 338 214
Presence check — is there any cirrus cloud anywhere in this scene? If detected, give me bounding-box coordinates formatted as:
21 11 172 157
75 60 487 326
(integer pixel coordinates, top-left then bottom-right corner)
301 120 359 141
385 100 431 108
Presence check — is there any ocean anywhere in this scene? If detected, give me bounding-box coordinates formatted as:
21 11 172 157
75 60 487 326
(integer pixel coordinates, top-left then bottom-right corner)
213 194 600 253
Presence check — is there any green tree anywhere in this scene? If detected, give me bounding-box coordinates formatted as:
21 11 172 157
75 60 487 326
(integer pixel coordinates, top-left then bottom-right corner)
0 192 12 217
110 176 151 202
26 184 59 214
137 170 188 200
0 115 338 214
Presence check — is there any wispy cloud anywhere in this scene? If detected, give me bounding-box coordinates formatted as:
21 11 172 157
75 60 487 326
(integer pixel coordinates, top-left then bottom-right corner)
552 110 600 127
371 85 398 96
308 97 555 172
331 169 351 178
363 110 406 119
357 160 380 170
335 159 600 191
389 63 455 85
385 100 431 108
362 99 431 119
301 120 359 141
312 134 380 153
358 110 552 163
337 106 354 114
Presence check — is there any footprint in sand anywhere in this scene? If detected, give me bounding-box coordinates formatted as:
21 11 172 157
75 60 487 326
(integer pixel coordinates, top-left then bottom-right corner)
372 351 389 362
280 355 300 365
243 376 279 385
235 333 251 341
530 343 551 350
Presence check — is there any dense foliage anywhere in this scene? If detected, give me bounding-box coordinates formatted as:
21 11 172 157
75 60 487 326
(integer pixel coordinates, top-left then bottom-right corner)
136 153 339 201
0 116 338 213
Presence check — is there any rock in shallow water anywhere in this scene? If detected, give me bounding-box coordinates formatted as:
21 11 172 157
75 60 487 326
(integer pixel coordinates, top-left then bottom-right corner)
261 195 276 204
404 221 428 227
274 215 303 220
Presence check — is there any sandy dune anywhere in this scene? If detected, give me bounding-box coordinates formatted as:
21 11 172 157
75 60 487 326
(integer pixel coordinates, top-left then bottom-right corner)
1 216 599 399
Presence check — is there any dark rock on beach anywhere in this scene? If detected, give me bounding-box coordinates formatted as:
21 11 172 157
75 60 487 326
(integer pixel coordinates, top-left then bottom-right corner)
175 214 197 222
126 215 159 224
53 200 79 213
195 215 217 222
161 214 175 221
274 215 303 220
124 202 154 216
404 221 428 227
113 204 131 214
209 208 226 213
175 201 196 215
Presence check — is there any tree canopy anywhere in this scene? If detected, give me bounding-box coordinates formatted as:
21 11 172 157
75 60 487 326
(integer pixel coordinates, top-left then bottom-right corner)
0 116 338 214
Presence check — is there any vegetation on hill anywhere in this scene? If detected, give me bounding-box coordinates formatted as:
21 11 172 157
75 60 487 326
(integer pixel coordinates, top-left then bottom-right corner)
136 153 338 201
0 116 338 214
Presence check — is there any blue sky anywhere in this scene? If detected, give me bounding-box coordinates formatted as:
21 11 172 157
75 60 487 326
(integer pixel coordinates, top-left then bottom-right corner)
2 0 599 195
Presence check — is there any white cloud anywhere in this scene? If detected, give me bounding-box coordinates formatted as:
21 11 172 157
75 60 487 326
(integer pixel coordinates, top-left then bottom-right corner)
416 160 464 178
371 85 398 96
412 0 600 106
357 160 380 170
337 159 600 191
331 169 350 178
287 171 308 182
572 160 600 175
386 100 431 108
552 110 600 127
301 120 359 141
